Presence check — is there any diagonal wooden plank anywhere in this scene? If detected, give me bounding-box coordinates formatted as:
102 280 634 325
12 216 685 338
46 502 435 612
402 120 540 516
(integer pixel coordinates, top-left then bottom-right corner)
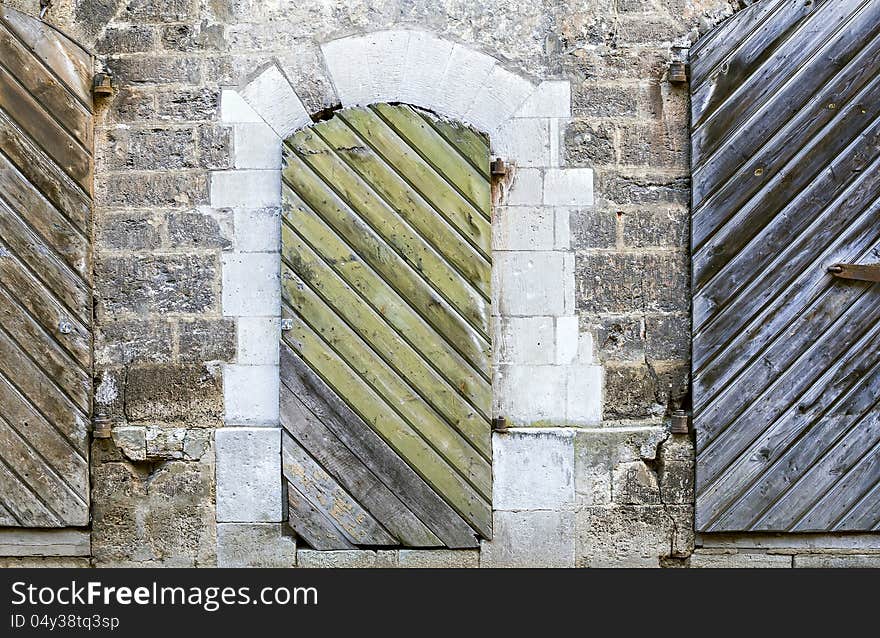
0 283 90 412
689 0 792 90
0 198 90 326
282 271 491 493
694 2 880 532
371 103 491 218
281 385 442 547
281 183 490 377
280 343 481 547
283 259 490 457
0 108 90 227
0 146 90 279
0 373 88 495
282 434 397 546
0 22 92 149
0 67 91 190
0 7 92 110
282 222 490 425
421 111 491 180
281 313 492 511
283 135 490 335
312 115 491 268
0 414 87 525
286 484 356 551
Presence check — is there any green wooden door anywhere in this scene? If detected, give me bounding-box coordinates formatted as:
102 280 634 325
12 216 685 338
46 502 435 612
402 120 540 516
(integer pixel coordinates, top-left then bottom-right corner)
279 104 492 548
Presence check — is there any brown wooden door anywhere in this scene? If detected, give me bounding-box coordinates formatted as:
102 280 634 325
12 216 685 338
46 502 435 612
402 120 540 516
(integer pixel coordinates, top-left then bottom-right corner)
280 104 492 548
691 0 880 532
0 7 93 527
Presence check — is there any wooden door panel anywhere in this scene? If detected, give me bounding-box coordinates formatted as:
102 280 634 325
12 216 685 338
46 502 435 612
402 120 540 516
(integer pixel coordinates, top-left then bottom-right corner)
0 8 92 528
692 0 880 533
280 105 491 548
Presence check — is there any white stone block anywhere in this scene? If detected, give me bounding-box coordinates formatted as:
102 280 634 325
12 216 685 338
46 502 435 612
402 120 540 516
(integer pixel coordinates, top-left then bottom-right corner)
234 123 281 169
555 316 580 365
238 317 280 365
211 170 281 209
563 252 576 315
494 316 555 364
222 252 280 317
494 364 566 423
223 364 280 425
490 118 551 167
504 168 543 205
234 207 280 253
399 31 455 108
434 44 497 123
492 206 555 251
465 64 534 133
480 510 575 568
216 427 282 522
566 365 603 424
240 65 310 139
492 251 567 316
544 168 594 206
514 81 571 118
322 36 374 107
363 30 411 103
554 207 572 250
217 523 297 568
550 118 561 167
221 90 262 124
493 429 575 509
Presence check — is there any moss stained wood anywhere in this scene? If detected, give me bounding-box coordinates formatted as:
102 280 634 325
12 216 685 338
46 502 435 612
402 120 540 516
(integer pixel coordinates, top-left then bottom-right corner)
281 104 492 548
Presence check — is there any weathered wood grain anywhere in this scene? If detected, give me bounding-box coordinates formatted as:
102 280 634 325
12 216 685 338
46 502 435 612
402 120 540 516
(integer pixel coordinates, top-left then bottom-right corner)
281 386 442 546
286 487 357 551
281 184 490 378
693 2 880 532
282 143 490 338
0 8 92 528
0 7 93 109
280 343 480 547
0 22 92 149
282 434 397 546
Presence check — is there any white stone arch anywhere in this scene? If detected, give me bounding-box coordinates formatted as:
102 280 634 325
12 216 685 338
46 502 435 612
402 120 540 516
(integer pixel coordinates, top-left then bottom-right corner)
210 31 602 558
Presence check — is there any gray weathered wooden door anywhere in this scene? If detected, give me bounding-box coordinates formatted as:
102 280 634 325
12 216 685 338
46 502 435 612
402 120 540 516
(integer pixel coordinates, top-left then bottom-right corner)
0 8 93 527
280 104 492 548
692 0 880 533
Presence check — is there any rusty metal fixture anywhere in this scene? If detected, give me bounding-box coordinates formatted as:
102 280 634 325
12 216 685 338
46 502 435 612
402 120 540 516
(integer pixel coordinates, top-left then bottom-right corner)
492 416 509 433
490 157 508 177
669 60 689 84
92 413 112 439
828 263 880 283
92 72 114 98
669 45 690 84
670 410 691 435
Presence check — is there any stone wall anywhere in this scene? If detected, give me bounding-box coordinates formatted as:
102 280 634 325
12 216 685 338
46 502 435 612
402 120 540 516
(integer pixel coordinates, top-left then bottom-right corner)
2 0 876 567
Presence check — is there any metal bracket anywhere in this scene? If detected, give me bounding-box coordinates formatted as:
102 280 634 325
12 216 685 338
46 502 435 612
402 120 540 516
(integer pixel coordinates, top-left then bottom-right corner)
281 318 294 331
491 416 508 433
670 410 691 435
828 263 880 283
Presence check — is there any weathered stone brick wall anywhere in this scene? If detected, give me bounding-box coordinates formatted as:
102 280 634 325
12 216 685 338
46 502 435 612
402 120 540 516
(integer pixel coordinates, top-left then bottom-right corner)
4 0 876 568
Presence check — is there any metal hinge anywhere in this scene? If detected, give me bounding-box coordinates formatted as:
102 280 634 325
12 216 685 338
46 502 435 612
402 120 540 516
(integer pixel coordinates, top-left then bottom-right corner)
492 416 508 433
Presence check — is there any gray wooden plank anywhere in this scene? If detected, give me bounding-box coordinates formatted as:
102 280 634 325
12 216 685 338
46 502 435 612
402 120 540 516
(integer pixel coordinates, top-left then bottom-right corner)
286 485 356 551
282 434 397 546
280 343 480 547
0 7 93 110
281 386 442 547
